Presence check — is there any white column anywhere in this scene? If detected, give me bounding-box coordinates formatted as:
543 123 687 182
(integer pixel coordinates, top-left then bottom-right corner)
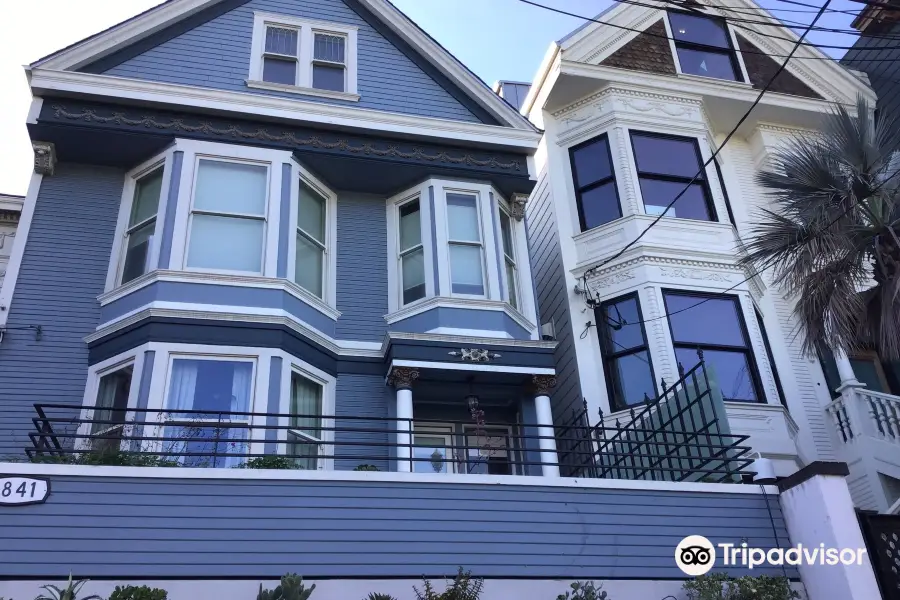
833 349 862 390
388 367 418 473
533 375 560 478
780 462 880 600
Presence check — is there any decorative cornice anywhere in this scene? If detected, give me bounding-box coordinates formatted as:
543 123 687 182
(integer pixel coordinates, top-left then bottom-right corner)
532 375 558 396
387 366 419 390
0 213 19 225
580 254 744 283
50 105 523 172
32 141 56 175
386 331 556 350
552 86 701 119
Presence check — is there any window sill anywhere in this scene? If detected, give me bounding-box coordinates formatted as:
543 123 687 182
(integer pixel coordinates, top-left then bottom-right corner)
246 80 360 102
384 295 536 333
675 72 753 89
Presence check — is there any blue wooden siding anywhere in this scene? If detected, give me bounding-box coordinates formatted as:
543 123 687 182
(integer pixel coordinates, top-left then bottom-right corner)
0 164 124 458
334 373 390 471
335 192 388 343
0 474 794 579
525 174 582 423
97 0 482 123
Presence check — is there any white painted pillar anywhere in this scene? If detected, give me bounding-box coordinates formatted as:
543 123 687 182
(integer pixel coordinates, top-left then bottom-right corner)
532 375 560 478
388 367 418 473
833 349 862 389
779 462 880 600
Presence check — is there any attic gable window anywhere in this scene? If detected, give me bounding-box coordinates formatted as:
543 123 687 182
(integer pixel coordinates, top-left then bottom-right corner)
668 11 742 81
248 13 359 101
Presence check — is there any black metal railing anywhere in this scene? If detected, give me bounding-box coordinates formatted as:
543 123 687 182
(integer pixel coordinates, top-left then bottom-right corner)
26 359 753 481
556 358 754 483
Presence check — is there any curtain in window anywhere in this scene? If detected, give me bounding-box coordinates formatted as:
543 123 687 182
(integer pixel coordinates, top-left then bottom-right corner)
92 375 120 435
167 361 199 414
290 374 322 469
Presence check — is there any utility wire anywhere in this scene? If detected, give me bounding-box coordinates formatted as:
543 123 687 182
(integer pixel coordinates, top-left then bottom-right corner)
575 0 833 281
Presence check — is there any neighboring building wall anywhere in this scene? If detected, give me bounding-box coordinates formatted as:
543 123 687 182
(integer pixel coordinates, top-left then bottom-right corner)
0 164 125 457
0 195 23 292
93 0 484 123
843 21 900 141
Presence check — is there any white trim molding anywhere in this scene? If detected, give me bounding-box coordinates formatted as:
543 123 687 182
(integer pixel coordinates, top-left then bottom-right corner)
0 173 43 327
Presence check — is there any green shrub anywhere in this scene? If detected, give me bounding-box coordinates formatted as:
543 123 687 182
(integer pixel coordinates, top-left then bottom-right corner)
556 581 607 600
365 594 397 600
108 585 168 600
683 573 799 600
239 456 298 470
257 573 316 600
353 464 380 471
414 568 483 600
34 574 102 600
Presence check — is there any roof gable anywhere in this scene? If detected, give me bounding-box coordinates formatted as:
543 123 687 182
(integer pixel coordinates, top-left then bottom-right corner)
31 0 531 129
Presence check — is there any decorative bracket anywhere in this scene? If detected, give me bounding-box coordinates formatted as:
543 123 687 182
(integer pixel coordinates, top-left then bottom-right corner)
387 367 419 390
532 375 558 397
509 193 528 221
32 142 56 176
448 348 502 362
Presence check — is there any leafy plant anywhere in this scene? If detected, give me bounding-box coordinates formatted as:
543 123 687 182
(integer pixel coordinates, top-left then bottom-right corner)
354 464 380 471
414 568 483 600
239 456 298 470
108 585 168 600
365 594 397 600
34 574 103 600
556 581 607 600
257 573 316 600
683 573 799 600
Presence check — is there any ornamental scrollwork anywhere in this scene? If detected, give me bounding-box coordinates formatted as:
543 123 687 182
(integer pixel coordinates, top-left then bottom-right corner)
448 348 502 362
51 106 522 171
387 367 419 390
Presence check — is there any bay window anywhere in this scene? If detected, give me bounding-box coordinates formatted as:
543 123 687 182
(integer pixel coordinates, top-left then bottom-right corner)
570 134 621 231
447 193 486 296
295 181 327 298
630 132 717 222
120 168 163 284
399 197 426 305
186 159 269 273
499 208 519 310
663 291 762 402
597 293 657 411
289 372 324 469
90 363 134 452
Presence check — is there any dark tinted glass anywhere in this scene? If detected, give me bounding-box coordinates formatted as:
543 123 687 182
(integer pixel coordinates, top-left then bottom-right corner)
676 48 737 81
579 181 620 230
849 358 887 393
601 297 644 352
611 352 656 407
263 57 296 85
313 64 344 91
676 348 756 401
669 12 731 48
665 294 745 347
571 136 613 188
631 134 702 177
403 282 426 305
638 179 712 221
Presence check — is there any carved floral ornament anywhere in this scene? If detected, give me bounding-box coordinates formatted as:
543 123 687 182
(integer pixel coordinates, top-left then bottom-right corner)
50 106 521 171
387 367 419 390
509 194 528 221
32 141 56 176
447 348 503 362
659 266 732 283
532 375 557 396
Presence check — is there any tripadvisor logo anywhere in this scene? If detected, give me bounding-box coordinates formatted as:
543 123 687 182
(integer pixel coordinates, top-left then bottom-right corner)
676 535 716 576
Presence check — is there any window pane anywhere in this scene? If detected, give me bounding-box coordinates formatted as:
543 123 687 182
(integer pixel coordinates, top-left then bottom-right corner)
187 214 264 272
450 244 484 295
413 435 450 474
665 294 746 347
600 296 644 352
631 134 702 177
295 233 324 298
265 26 298 55
313 64 345 91
676 47 737 81
499 211 514 258
610 351 656 408
676 347 756 402
166 359 254 416
447 194 480 242
399 200 421 251
571 136 613 189
579 180 620 230
298 182 326 243
291 373 323 436
130 169 163 226
850 357 888 393
669 12 731 48
314 34 345 63
263 57 297 85
122 221 154 284
505 260 518 310
639 179 712 221
402 248 426 305
194 160 268 216
93 366 133 435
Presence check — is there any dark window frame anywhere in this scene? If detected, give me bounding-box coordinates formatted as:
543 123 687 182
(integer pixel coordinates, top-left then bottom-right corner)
667 9 744 82
754 307 787 409
568 133 622 232
662 289 764 403
597 292 658 412
712 158 737 229
629 130 719 223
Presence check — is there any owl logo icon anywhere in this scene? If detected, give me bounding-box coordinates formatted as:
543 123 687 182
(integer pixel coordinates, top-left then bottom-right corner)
676 535 716 576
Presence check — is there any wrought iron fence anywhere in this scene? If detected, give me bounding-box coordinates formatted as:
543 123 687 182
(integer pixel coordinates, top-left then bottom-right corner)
556 358 754 483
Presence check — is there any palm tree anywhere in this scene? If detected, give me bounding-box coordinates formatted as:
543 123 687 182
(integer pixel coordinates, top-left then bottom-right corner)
741 95 900 360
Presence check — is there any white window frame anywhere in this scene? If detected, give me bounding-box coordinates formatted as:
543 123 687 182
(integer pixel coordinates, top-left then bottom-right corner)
248 12 359 102
411 423 457 475
78 347 148 453
662 7 750 84
169 140 292 279
386 185 436 313
105 150 175 292
497 200 520 311
281 362 336 471
288 162 337 308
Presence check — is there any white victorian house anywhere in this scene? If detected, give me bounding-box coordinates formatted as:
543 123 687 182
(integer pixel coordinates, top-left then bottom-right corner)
522 0 900 511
